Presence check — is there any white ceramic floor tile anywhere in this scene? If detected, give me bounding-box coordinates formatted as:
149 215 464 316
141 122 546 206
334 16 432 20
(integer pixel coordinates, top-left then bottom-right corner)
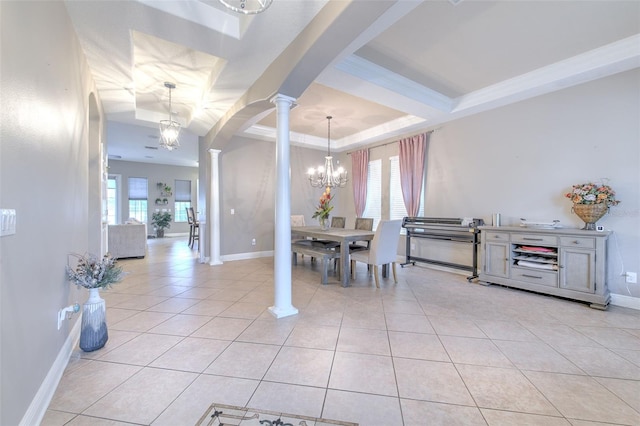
337 327 391 356
264 346 334 387
152 374 260 425
98 333 183 366
189 316 252 340
204 341 280 379
389 331 450 362
394 357 474 406
385 312 435 334
329 352 398 397
440 335 514 368
248 381 326 419
401 399 487 426
148 313 212 336
480 409 571 425
285 324 340 350
456 364 560 416
524 370 640 424
83 367 197 424
150 337 230 372
323 389 403 425
48 361 141 413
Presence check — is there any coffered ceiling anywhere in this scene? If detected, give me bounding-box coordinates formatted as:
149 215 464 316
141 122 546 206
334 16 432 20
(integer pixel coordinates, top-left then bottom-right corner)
64 0 640 167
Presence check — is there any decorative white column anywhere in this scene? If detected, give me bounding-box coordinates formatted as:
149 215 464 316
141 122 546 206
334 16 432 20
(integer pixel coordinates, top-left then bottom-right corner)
208 149 223 265
268 93 298 319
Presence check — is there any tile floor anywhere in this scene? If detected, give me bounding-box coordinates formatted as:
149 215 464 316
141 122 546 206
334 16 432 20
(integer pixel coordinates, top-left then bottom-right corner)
43 237 640 425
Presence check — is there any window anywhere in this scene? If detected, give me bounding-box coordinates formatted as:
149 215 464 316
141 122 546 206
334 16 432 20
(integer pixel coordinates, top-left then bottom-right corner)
128 177 148 222
362 159 382 230
174 179 191 223
107 175 120 225
389 156 424 232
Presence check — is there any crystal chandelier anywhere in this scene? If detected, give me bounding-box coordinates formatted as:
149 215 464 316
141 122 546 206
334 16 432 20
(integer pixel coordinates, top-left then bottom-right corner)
218 0 273 15
159 82 180 151
308 116 348 188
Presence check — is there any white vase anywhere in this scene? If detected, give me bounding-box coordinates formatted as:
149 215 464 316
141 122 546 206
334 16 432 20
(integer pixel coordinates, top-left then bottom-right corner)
79 288 108 352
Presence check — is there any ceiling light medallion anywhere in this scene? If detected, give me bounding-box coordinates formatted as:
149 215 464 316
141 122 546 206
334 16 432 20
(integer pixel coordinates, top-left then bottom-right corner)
308 116 348 189
159 82 180 151
218 0 273 15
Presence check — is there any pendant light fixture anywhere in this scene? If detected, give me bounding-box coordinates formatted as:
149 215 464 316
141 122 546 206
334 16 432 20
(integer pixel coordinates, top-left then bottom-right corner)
308 116 348 188
218 0 272 15
159 82 180 151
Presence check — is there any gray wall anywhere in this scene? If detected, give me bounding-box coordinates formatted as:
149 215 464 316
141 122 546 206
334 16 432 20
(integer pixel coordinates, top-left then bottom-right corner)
107 160 199 235
0 1 100 424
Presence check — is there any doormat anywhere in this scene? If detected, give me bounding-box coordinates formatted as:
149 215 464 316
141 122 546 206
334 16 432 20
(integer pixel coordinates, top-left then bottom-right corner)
196 402 358 426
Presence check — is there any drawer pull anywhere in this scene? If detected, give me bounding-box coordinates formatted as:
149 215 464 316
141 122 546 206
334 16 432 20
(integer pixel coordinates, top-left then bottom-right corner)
523 238 544 241
522 274 543 279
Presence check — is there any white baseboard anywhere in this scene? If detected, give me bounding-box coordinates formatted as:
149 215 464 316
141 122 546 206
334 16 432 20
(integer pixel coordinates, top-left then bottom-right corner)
610 293 640 310
222 250 274 262
20 319 81 426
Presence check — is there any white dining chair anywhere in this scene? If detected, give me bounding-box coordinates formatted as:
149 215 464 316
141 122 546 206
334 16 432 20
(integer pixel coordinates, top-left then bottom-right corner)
350 219 403 288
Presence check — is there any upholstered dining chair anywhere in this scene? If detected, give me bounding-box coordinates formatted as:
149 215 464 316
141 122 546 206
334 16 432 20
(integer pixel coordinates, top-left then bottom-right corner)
349 217 374 252
350 219 403 288
186 207 199 249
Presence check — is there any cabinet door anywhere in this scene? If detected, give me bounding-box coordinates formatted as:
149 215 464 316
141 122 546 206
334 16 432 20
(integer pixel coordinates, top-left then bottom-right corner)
559 248 595 293
484 242 509 278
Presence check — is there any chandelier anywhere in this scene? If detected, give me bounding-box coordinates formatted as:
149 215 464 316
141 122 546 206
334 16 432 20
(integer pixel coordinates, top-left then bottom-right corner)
308 116 348 188
159 82 180 151
218 0 272 14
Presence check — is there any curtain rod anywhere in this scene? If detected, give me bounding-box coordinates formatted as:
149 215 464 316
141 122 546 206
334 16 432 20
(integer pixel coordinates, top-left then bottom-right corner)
346 128 437 155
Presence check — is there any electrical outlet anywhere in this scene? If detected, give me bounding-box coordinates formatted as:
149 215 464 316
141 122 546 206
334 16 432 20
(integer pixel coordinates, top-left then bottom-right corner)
251 238 256 246
626 272 637 284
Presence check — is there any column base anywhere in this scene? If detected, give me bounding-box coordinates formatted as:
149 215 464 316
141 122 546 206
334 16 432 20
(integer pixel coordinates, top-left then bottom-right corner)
268 305 299 319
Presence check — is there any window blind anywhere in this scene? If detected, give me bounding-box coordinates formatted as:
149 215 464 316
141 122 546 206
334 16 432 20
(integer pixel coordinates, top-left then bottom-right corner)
128 177 147 200
175 179 191 202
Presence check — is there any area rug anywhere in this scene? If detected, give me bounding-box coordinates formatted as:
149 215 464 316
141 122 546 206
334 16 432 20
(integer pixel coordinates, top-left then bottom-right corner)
196 402 358 426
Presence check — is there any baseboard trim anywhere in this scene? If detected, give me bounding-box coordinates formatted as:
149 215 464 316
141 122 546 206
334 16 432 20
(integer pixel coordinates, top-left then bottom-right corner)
222 250 274 262
20 319 81 426
610 293 640 310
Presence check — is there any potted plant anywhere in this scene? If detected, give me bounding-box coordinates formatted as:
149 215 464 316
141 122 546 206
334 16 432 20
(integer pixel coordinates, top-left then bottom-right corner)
151 211 172 237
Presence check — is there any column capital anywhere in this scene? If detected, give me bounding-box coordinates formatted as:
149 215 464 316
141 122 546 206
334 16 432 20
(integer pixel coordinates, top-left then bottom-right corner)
270 93 297 108
208 148 221 155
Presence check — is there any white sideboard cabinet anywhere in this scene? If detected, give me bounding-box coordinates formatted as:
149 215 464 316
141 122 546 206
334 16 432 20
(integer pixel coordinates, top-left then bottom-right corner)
478 226 610 309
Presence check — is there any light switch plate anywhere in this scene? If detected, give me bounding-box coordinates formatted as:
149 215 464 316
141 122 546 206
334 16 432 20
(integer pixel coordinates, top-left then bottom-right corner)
1 209 16 236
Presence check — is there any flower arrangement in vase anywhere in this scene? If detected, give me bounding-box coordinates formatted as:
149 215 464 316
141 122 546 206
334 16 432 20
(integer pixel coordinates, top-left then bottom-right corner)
565 182 620 230
312 187 333 229
66 253 125 352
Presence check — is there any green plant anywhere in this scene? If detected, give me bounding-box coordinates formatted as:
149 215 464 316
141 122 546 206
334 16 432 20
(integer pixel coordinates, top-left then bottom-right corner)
151 211 172 231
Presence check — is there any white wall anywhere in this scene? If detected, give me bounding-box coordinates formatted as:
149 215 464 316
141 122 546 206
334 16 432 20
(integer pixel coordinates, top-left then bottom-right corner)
0 2 101 424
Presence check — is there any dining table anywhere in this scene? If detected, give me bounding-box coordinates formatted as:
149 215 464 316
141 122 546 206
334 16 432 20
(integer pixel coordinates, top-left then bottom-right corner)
291 226 375 287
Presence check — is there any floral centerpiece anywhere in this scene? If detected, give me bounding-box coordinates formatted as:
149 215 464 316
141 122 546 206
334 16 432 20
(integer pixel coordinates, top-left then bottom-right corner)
66 253 125 352
66 253 125 289
565 182 620 206
565 182 620 230
312 187 333 229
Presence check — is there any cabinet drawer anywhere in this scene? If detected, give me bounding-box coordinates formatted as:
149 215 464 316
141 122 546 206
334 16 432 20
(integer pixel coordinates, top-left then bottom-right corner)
560 237 595 249
511 266 557 287
484 232 509 242
511 234 558 246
